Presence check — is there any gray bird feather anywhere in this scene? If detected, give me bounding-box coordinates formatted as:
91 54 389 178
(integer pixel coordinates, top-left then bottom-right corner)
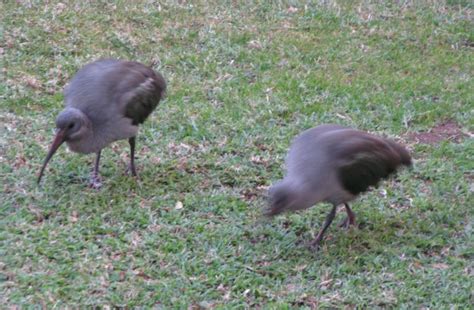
63 59 166 153
267 124 412 215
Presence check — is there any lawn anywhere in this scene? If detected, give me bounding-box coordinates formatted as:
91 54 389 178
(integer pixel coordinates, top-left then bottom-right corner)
1 0 473 308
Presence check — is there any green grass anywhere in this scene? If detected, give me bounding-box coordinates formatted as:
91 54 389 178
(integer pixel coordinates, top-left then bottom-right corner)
1 0 473 307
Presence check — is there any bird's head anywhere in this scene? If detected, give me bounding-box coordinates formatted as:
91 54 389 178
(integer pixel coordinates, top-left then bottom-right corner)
37 108 90 184
265 179 318 216
55 108 90 142
265 181 297 216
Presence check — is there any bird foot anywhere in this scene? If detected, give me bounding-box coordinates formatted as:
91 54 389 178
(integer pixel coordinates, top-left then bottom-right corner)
338 217 356 230
126 164 138 177
307 237 324 252
307 242 321 252
125 166 138 177
88 174 103 189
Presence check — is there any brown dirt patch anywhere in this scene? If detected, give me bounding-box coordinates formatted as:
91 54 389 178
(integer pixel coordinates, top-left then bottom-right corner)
408 120 468 145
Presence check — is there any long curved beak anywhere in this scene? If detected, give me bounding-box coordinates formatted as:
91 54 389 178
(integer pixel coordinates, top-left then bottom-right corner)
37 129 66 184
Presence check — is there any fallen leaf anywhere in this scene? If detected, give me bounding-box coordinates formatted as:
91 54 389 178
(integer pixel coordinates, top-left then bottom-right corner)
295 264 307 272
175 201 184 210
54 2 66 14
287 6 298 13
24 76 42 89
247 40 262 49
70 210 78 223
432 263 449 270
133 269 152 280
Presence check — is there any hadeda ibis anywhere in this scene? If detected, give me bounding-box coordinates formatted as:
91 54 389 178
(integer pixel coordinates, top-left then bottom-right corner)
38 59 166 188
266 124 412 249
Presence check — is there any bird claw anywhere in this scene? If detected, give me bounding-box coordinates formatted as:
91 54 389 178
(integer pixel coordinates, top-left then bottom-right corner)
338 217 356 230
126 164 138 177
308 243 321 252
307 238 323 252
88 174 102 189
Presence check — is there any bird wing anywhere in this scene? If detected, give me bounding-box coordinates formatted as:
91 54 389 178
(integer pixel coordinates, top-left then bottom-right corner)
287 124 350 168
334 134 410 195
297 124 350 140
120 62 166 125
64 60 166 127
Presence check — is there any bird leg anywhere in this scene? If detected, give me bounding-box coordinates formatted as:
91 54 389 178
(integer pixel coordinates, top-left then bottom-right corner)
128 137 137 177
309 205 337 249
89 150 102 189
338 203 356 229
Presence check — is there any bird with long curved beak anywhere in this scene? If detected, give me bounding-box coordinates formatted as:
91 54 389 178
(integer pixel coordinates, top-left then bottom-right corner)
266 124 412 249
38 129 67 183
37 59 166 188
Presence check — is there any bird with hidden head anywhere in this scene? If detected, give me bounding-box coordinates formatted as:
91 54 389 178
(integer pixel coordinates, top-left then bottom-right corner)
266 124 412 250
37 59 166 188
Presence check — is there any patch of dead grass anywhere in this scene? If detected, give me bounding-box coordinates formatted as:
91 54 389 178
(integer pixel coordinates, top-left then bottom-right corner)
407 120 469 144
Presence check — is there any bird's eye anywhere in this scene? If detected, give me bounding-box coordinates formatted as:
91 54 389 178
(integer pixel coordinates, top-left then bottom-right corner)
68 123 74 129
